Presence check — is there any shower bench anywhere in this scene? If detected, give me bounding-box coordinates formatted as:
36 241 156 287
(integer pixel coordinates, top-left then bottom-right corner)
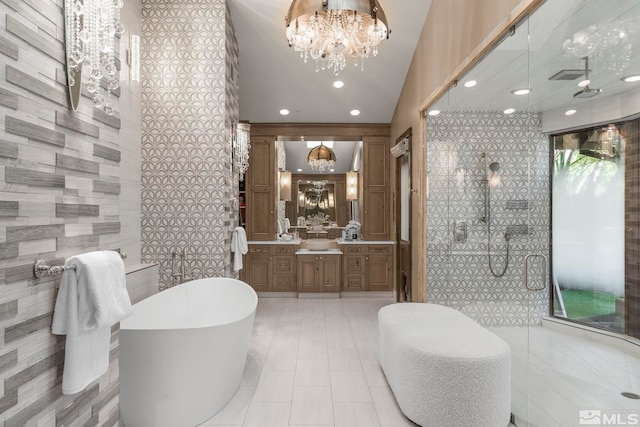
378 303 511 427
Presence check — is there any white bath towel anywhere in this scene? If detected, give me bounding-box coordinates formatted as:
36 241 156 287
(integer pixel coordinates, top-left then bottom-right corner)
52 251 132 394
231 226 248 271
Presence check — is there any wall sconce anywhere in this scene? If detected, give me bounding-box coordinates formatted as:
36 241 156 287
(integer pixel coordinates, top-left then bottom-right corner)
279 170 292 201
233 122 251 181
328 193 335 208
64 0 124 115
298 191 305 208
128 35 141 82
346 171 358 200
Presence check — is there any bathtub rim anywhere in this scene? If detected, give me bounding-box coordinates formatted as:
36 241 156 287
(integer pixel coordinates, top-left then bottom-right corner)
120 277 258 332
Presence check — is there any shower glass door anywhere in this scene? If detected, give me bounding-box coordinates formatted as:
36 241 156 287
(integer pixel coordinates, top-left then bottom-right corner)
425 14 548 426
426 1 640 425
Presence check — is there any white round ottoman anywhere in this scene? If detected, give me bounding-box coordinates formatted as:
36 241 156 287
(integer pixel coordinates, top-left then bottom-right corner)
378 303 511 427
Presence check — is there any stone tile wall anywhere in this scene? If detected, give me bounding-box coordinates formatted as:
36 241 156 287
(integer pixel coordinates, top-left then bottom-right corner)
141 0 239 288
0 0 141 425
425 111 550 326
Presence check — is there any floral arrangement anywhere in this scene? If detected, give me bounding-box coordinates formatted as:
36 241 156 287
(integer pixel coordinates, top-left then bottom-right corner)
306 212 330 226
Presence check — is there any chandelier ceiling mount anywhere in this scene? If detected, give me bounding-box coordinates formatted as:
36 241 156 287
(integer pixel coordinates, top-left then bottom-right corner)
285 0 390 76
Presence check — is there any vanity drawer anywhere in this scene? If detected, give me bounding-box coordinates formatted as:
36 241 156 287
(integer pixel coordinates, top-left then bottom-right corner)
273 256 295 273
368 245 392 254
272 245 296 255
248 245 270 254
344 255 365 274
344 245 365 254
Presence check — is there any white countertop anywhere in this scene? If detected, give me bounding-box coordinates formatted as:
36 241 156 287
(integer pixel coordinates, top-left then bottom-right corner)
248 239 302 245
296 248 343 255
336 239 395 245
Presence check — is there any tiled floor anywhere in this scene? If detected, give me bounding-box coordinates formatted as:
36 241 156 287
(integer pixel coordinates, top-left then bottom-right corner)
199 297 640 427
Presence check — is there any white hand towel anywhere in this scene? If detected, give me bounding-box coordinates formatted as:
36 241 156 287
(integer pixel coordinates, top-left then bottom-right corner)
231 226 248 271
52 251 131 394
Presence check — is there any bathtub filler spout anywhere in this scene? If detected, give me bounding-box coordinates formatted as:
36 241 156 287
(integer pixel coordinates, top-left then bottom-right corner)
171 248 192 286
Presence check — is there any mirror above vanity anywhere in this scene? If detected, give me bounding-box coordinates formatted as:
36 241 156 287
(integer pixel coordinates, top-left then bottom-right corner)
240 124 394 295
243 124 392 243
278 139 362 239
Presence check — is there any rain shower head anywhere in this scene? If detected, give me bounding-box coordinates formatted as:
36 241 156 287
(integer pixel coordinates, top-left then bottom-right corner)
573 87 602 98
573 56 602 99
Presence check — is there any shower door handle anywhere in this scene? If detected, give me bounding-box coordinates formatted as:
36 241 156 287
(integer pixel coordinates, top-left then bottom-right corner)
523 254 548 291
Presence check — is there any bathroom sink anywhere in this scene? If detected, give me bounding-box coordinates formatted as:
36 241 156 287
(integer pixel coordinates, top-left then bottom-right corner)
306 238 331 251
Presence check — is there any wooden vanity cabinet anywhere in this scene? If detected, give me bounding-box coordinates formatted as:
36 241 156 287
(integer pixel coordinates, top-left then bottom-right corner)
241 244 297 292
297 254 341 293
242 245 271 292
342 244 394 292
343 245 366 291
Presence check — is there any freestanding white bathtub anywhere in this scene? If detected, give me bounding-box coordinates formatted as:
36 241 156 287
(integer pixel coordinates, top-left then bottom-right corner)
119 278 258 427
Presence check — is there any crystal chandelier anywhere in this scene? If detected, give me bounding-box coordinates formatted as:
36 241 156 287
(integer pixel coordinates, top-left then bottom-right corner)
307 143 336 172
65 0 124 115
234 123 251 181
285 0 390 76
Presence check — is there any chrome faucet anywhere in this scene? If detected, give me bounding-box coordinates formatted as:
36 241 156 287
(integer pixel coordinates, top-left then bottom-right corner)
171 248 192 286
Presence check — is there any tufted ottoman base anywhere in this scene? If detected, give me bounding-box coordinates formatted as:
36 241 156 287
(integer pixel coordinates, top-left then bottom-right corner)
378 303 511 427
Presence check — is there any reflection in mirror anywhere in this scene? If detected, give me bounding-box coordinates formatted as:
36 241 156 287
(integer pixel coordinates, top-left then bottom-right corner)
277 140 363 233
296 180 336 224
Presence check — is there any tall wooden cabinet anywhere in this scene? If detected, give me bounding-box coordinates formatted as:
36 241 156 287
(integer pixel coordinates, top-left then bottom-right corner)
245 136 276 241
362 136 390 241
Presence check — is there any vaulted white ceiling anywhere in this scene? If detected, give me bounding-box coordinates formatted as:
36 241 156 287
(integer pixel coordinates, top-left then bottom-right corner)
226 0 432 124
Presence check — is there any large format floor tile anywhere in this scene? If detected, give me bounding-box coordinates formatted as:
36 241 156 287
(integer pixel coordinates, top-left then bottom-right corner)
200 297 640 427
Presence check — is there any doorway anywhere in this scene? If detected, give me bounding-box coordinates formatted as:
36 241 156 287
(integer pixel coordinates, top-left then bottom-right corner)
393 128 412 301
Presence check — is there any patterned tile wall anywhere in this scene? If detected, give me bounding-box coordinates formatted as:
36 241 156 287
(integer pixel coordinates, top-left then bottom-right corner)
425 111 550 326
0 0 137 424
141 0 239 289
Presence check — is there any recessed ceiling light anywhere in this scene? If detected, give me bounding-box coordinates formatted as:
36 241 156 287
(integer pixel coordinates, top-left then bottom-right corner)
503 108 516 115
279 109 290 115
297 168 303 172
329 169 335 172
333 80 344 88
464 80 477 88
350 109 360 116
565 109 577 116
622 74 640 82
578 79 591 88
427 109 440 116
511 88 531 95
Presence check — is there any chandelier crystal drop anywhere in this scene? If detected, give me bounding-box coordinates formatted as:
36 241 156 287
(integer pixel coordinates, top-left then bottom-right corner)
307 143 337 172
285 0 389 76
234 123 252 181
65 0 124 115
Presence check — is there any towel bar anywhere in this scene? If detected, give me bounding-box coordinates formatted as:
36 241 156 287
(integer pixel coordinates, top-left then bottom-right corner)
34 251 127 279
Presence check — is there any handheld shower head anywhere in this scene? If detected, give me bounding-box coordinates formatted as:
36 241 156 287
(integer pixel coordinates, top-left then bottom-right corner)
489 162 500 172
